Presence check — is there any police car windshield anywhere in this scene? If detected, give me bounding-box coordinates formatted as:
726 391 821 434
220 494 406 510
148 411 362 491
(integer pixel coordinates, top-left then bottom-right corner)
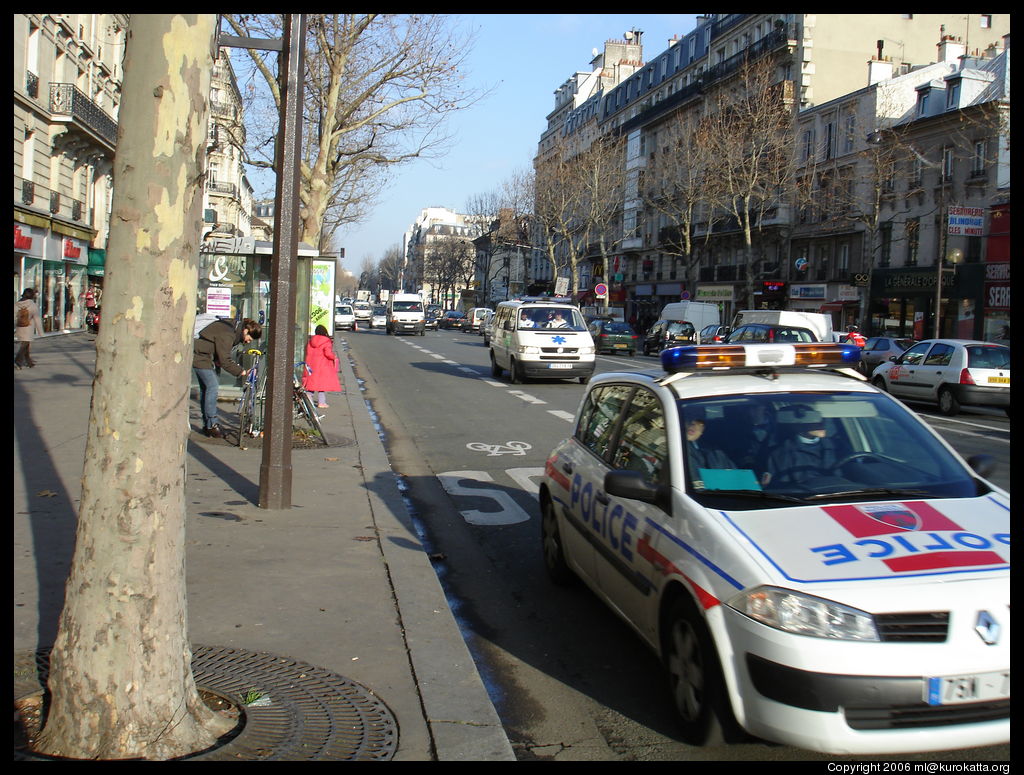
677 391 981 509
518 307 585 330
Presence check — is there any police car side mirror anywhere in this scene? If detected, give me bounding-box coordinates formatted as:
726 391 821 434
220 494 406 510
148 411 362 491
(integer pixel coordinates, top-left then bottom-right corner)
967 454 997 479
604 470 671 514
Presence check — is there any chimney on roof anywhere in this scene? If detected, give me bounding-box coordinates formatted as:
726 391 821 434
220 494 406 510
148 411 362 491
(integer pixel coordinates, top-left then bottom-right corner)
937 30 966 64
867 40 894 85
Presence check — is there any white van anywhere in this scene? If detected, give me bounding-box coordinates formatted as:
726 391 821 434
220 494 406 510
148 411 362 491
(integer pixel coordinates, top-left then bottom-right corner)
489 298 596 384
731 309 834 343
658 302 720 342
462 307 492 332
386 293 426 336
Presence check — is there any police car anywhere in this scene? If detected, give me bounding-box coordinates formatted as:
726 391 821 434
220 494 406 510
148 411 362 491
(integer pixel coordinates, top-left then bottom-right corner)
539 343 1009 755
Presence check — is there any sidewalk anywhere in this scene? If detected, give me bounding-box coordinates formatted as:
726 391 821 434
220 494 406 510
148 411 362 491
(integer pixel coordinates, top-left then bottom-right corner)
13 332 514 761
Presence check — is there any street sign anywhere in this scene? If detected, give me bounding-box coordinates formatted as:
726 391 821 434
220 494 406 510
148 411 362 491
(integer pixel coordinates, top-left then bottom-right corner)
851 273 869 287
554 276 569 296
594 282 608 299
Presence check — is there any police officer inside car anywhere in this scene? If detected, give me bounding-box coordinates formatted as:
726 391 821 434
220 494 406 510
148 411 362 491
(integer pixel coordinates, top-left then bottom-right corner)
761 404 837 488
685 407 734 488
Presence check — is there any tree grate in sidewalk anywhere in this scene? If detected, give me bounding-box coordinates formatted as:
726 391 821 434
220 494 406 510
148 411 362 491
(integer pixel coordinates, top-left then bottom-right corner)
15 645 398 761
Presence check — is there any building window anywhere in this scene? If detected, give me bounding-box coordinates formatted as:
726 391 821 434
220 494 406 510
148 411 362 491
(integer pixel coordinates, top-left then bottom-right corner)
942 147 954 181
843 114 856 154
946 79 961 109
801 129 814 162
879 223 892 267
972 139 987 175
838 242 850 272
906 218 919 266
824 121 836 160
917 90 929 117
980 14 992 28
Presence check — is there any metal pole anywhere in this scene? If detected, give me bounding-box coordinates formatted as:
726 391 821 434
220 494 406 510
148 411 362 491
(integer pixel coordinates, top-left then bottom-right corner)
259 13 306 510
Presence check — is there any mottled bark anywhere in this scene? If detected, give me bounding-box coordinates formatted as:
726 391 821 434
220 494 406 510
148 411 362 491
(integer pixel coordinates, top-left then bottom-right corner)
34 15 232 760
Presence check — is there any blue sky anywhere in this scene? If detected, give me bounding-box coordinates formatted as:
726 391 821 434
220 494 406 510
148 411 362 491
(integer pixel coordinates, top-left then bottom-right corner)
331 14 699 272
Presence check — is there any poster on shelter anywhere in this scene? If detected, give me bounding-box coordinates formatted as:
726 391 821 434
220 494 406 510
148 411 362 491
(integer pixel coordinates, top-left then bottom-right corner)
310 259 336 334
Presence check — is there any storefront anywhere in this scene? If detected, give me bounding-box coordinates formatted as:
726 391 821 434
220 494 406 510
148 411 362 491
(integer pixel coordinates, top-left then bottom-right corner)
871 264 984 340
14 214 91 334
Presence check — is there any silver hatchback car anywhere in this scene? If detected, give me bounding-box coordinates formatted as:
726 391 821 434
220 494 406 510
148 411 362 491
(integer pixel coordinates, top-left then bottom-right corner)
871 339 1010 416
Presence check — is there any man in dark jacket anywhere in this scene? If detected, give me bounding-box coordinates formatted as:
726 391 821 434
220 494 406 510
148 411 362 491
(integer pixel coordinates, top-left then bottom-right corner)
193 317 262 438
761 404 838 488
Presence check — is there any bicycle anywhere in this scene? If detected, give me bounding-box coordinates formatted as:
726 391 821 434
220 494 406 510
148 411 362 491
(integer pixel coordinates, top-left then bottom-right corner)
293 361 328 445
237 348 266 449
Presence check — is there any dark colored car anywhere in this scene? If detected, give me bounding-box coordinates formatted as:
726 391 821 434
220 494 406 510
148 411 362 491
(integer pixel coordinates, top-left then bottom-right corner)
439 310 466 329
699 323 731 344
858 336 916 375
589 320 639 355
725 323 817 344
424 308 440 330
642 319 697 355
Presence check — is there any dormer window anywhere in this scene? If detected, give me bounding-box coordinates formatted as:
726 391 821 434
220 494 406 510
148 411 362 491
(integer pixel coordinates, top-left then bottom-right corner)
917 90 930 117
945 78 961 110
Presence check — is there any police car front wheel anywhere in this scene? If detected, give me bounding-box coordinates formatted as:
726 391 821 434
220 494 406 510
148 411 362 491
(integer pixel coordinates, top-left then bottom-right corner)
540 496 573 586
664 597 741 746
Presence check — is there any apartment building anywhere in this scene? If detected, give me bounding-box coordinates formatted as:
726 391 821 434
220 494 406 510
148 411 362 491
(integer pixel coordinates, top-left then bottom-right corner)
538 13 1010 332
402 207 480 304
14 13 127 333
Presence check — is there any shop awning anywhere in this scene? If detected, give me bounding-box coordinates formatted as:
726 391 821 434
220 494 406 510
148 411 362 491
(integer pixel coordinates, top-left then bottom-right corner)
819 300 859 312
88 248 105 277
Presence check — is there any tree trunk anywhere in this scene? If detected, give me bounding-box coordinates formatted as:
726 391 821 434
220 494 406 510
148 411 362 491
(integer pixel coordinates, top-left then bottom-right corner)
34 15 233 760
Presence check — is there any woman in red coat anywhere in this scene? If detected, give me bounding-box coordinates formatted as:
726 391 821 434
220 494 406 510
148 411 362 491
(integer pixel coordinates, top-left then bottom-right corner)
302 325 343 407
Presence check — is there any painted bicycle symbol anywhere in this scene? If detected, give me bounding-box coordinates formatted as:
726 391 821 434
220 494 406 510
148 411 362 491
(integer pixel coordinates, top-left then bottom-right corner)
466 440 532 457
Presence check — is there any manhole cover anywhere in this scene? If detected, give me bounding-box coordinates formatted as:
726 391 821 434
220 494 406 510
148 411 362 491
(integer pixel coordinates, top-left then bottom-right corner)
14 646 397 761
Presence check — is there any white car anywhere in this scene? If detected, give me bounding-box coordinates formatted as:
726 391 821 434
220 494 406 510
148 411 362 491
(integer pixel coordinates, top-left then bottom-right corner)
334 303 355 331
539 343 1008 755
871 338 1010 416
370 306 387 329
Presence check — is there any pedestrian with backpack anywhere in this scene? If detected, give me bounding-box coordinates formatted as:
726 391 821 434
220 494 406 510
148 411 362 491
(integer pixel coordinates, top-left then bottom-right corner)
14 289 43 369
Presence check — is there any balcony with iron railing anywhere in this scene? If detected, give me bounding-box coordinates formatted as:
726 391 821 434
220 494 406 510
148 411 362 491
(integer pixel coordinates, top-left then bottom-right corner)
49 83 118 149
206 180 239 198
14 176 92 228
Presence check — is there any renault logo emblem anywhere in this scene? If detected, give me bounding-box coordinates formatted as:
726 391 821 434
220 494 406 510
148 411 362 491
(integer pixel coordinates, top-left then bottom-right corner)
975 611 1000 645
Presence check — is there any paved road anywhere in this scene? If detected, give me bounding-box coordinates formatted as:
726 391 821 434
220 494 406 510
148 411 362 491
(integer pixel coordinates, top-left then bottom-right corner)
342 326 1010 761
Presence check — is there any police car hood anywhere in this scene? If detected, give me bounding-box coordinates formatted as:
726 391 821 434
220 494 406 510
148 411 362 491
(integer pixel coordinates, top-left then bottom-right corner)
718 494 1009 589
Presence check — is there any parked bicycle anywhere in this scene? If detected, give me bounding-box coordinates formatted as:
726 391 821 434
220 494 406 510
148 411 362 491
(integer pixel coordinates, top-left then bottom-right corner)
236 348 266 449
293 361 328 445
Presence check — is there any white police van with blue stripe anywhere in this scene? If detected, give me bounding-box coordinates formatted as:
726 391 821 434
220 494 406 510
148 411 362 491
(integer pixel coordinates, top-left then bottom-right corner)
539 343 1009 754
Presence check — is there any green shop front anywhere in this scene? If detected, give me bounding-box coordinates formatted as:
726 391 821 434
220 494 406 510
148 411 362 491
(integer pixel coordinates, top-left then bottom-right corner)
193 240 339 399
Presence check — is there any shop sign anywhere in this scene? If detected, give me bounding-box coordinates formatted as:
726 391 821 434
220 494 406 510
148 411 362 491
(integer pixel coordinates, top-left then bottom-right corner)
883 272 955 291
837 286 860 301
984 262 1010 310
694 285 734 301
947 206 985 237
14 224 46 258
791 284 826 299
63 239 82 259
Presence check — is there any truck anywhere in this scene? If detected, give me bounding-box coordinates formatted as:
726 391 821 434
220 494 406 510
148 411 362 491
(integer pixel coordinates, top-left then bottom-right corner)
356 289 371 303
658 301 721 341
386 292 426 336
730 309 834 343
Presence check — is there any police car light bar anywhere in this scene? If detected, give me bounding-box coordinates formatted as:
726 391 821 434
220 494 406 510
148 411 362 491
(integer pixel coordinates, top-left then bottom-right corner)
661 344 861 373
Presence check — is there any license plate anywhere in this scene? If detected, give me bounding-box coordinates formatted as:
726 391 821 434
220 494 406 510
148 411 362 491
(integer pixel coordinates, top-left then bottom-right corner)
548 363 572 369
925 670 1010 705
988 376 1009 384
614 343 627 348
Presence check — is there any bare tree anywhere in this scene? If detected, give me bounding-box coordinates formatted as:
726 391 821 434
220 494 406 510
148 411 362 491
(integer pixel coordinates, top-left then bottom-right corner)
34 15 234 760
377 244 404 291
643 110 719 301
424 234 475 308
576 134 627 311
534 134 590 294
224 14 484 251
701 56 798 307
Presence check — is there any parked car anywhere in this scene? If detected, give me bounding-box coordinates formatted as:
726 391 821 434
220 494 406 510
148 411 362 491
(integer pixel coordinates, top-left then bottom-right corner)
725 323 817 344
539 342 1008 754
641 319 697 355
369 306 387 329
871 338 1010 416
699 323 730 344
439 310 466 330
589 319 639 355
475 309 494 336
858 336 916 375
334 303 355 331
